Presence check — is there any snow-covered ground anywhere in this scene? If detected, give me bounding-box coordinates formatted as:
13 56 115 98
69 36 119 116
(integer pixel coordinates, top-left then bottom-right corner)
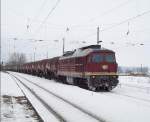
0 72 42 122
113 76 150 102
1 72 23 96
7 71 150 122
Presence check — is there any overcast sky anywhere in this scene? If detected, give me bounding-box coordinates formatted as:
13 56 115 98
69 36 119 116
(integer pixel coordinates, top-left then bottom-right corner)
1 0 150 67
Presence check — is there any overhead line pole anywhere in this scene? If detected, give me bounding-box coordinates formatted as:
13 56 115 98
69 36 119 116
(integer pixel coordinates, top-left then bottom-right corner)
97 26 99 45
62 38 65 54
80 10 150 40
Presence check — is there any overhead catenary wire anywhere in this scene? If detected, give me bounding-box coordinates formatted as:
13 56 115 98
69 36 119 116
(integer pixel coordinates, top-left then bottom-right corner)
101 9 150 32
6 0 135 33
80 9 150 40
18 0 133 35
7 7 66 30
89 0 132 22
66 0 133 29
6 0 149 44
29 0 48 27
34 0 61 34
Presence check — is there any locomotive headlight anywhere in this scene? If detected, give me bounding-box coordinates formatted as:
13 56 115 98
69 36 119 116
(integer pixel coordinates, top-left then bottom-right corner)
102 65 108 70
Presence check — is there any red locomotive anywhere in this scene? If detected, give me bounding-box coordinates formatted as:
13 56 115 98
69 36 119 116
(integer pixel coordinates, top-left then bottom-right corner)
6 45 119 91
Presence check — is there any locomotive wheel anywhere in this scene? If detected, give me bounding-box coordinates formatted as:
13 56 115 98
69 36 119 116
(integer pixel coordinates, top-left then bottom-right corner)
74 78 88 89
87 80 96 91
106 86 113 91
66 76 74 84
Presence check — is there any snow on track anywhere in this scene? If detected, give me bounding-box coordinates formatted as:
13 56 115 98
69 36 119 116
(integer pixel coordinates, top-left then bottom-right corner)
1 72 43 122
1 72 23 96
9 72 103 122
10 72 150 122
7 72 64 122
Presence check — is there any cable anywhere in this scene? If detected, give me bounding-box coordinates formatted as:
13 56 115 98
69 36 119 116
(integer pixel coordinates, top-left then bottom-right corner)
89 0 132 22
101 9 150 32
34 0 61 34
29 0 48 27
80 10 150 40
60 0 132 31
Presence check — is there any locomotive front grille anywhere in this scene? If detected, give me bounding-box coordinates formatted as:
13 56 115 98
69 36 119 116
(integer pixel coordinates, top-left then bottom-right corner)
90 75 118 87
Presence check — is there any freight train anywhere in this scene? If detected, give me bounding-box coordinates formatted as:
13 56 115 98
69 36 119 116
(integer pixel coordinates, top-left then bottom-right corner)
5 45 119 91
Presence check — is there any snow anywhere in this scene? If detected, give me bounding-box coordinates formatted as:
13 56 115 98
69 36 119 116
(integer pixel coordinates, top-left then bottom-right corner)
0 72 62 122
1 72 23 96
10 72 150 122
1 96 39 122
60 46 112 59
15 80 60 122
0 72 41 122
60 48 93 59
119 76 150 87
113 76 150 102
12 74 101 122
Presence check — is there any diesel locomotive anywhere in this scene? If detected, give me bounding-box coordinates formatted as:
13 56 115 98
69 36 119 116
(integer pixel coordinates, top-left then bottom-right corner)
5 45 119 91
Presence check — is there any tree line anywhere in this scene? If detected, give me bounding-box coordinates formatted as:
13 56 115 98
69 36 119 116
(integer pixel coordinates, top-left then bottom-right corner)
5 53 27 66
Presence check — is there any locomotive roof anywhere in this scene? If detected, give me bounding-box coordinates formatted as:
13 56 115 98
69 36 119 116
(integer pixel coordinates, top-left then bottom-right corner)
60 45 114 60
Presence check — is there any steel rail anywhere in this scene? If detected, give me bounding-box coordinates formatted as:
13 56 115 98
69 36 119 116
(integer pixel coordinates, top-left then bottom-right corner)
11 72 106 122
7 72 67 122
6 72 44 122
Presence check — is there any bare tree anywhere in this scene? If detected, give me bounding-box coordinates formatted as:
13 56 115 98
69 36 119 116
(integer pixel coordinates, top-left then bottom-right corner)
7 53 27 65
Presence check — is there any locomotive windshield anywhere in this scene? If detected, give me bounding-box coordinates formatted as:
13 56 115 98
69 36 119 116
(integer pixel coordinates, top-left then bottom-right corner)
90 53 115 63
105 54 115 62
92 54 103 63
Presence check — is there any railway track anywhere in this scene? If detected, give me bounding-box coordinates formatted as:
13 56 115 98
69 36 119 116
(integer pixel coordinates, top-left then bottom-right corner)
7 72 106 122
7 72 66 122
6 72 44 122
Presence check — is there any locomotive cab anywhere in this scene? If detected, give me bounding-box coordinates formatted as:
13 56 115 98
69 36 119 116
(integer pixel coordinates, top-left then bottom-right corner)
83 46 118 91
86 51 117 73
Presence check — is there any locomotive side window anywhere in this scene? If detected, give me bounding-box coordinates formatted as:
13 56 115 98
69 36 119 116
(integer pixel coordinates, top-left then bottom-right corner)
105 54 115 62
92 54 103 63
